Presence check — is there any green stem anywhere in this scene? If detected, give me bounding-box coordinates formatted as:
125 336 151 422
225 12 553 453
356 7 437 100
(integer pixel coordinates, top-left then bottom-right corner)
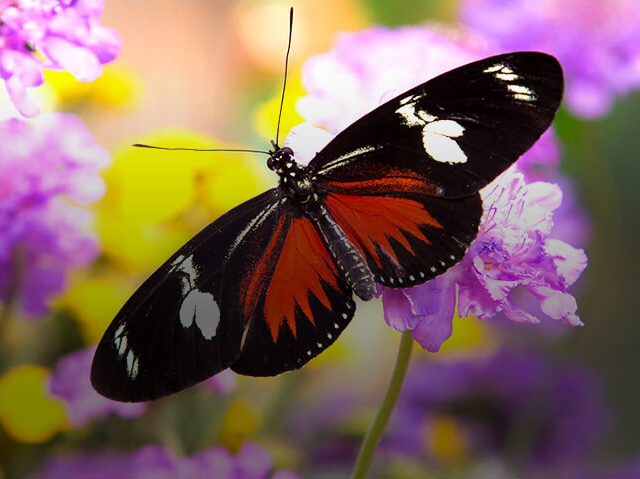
350 330 413 479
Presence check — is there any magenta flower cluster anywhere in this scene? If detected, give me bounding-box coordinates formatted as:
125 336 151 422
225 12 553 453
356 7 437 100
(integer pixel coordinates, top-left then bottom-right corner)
0 0 120 117
0 113 109 317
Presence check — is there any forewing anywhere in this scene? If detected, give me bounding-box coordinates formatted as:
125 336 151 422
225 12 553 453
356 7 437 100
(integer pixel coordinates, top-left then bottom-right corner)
231 206 355 376
309 52 563 198
91 189 285 402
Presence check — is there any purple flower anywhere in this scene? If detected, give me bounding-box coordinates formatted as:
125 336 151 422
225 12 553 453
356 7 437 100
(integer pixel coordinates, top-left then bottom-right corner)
387 350 609 476
31 442 301 479
0 113 109 317
385 168 587 352
461 0 640 119
48 347 146 426
0 0 120 117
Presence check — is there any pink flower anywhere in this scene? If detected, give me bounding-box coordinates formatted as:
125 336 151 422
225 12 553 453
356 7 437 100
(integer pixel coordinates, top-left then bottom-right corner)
0 0 120 117
0 113 109 317
385 168 587 352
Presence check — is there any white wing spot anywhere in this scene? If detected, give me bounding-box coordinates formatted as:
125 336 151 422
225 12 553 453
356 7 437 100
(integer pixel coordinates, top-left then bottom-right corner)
179 289 221 340
307 350 313 356
342 313 348 320
395 103 436 127
507 84 536 101
422 120 467 164
126 350 139 379
483 63 504 73
409 274 415 281
117 335 128 358
419 272 425 278
495 72 519 81
317 342 323 349
486 63 520 81
334 322 340 329
115 324 125 337
430 266 437 273
327 332 333 339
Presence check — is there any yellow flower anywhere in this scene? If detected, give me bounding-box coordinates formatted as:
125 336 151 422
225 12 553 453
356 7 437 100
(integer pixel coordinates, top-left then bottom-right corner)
42 66 141 109
0 366 66 443
97 129 269 273
252 72 306 143
423 413 468 464
217 398 261 453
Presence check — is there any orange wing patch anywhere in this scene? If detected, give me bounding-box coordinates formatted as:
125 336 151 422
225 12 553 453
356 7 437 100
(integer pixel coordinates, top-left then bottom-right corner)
263 217 341 342
325 193 443 268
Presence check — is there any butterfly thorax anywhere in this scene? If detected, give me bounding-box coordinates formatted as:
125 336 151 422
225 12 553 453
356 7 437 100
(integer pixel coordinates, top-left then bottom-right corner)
268 146 318 207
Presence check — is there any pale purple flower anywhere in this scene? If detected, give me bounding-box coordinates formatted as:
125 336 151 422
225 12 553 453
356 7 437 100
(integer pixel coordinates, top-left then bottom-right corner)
387 350 609 477
0 0 120 117
31 442 301 478
461 0 640 119
0 113 109 317
384 168 587 352
48 347 146 426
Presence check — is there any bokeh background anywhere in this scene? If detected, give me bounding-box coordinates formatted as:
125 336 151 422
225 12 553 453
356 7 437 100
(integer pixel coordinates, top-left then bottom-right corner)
2 1 640 478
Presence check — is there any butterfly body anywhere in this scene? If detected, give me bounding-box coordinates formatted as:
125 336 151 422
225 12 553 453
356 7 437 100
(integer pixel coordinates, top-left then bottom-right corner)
269 145 377 300
92 52 564 402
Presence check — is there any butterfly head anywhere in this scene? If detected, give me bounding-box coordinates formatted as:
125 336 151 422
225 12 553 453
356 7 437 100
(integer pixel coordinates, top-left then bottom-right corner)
267 144 295 172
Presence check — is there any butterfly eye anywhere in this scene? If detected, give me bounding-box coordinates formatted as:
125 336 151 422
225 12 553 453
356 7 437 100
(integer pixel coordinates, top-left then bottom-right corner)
280 146 294 157
267 156 276 170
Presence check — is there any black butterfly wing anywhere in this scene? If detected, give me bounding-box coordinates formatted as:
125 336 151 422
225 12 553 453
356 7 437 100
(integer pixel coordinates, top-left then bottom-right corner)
309 52 563 198
308 52 563 287
91 189 285 401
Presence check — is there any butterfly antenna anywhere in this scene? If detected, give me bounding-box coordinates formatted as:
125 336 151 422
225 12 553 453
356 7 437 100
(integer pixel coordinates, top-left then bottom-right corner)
132 144 271 155
274 7 294 148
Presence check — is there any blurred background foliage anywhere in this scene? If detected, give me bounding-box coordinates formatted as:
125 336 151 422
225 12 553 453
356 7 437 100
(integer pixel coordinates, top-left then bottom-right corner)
2 1 640 478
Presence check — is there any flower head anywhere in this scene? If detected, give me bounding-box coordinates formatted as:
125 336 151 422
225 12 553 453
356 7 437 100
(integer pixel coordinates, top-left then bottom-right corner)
461 0 640 118
385 168 587 352
0 0 120 117
0 113 109 317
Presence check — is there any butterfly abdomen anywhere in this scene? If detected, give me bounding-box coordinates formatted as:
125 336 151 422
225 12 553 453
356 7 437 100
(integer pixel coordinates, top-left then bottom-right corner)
311 205 376 301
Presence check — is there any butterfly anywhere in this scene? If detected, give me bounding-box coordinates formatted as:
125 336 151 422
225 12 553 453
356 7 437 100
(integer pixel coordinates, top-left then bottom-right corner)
91 51 563 401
